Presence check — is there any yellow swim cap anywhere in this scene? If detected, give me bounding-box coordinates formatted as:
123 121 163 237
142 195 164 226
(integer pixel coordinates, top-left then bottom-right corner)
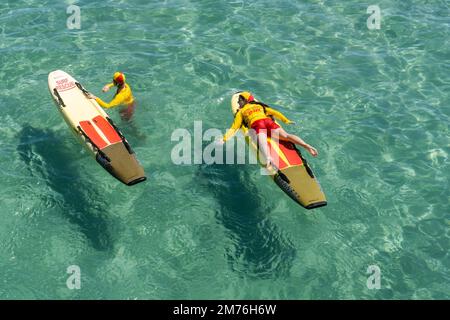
239 91 254 102
113 72 126 85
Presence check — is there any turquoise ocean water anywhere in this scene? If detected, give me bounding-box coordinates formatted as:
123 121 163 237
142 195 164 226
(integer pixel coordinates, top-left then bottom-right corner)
0 0 449 299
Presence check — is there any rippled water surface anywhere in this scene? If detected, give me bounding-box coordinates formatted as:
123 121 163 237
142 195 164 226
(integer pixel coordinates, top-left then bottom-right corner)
0 0 449 299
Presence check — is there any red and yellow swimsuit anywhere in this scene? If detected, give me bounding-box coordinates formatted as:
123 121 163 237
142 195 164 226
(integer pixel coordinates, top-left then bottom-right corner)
223 103 292 141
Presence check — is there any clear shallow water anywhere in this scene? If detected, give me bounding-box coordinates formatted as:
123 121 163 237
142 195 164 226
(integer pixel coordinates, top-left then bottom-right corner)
0 0 449 299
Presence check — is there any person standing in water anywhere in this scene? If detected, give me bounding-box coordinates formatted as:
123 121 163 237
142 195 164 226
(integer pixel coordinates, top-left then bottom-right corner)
89 72 135 121
220 91 318 169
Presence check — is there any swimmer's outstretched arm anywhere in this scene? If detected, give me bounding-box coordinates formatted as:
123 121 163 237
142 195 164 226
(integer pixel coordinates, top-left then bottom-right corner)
265 107 293 124
95 95 123 109
222 111 243 142
88 90 127 109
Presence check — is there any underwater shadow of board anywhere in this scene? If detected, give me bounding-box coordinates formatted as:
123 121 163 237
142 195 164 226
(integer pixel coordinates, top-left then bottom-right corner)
197 160 296 280
17 125 115 252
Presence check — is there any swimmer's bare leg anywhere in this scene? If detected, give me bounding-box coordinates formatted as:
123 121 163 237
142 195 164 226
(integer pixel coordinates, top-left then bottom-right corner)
274 128 318 157
119 102 135 122
256 131 280 175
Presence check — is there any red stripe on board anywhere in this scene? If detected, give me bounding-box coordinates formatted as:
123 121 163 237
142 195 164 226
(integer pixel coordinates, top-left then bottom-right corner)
92 116 122 144
278 141 303 166
79 121 108 149
268 140 289 170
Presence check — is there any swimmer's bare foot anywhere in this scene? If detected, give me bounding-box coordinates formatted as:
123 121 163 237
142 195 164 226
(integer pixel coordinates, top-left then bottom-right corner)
264 159 278 175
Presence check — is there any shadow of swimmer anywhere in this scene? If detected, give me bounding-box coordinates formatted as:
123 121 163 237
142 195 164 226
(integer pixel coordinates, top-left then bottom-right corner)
195 162 296 280
17 125 115 252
